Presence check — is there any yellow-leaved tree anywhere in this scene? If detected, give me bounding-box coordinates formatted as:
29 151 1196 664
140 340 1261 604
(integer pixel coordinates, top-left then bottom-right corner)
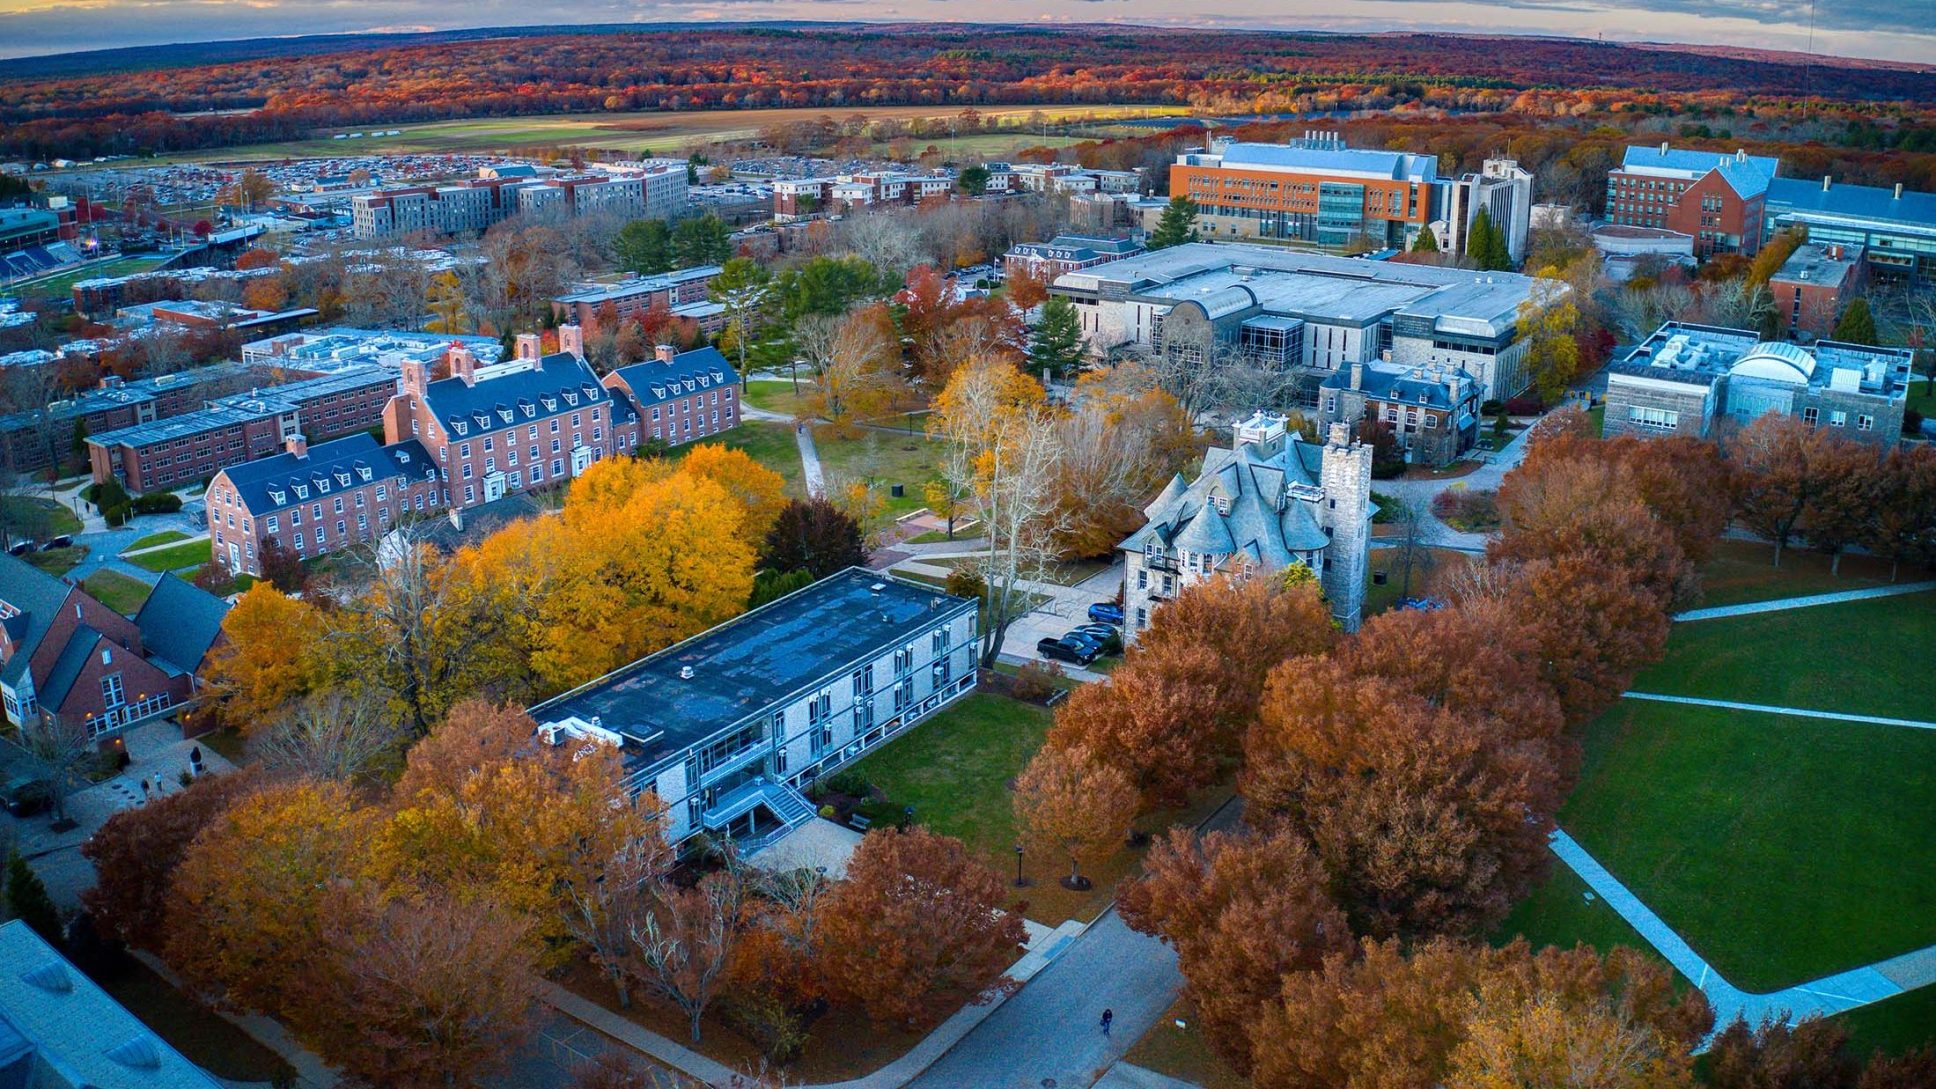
677 443 788 543
202 583 328 733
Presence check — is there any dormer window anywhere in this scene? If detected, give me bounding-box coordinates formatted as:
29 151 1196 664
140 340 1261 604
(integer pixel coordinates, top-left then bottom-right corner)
269 488 286 504
581 384 600 401
452 419 469 436
683 379 696 392
651 384 666 398
396 450 411 463
334 470 351 487
698 375 711 388
540 395 557 411
1213 496 1232 515
473 412 491 430
356 465 373 483
710 369 725 383
563 390 579 406
294 484 309 499
519 401 535 418
498 406 514 423
315 477 329 494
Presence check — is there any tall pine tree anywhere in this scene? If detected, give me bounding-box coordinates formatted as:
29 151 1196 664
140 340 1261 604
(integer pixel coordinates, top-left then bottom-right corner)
1833 298 1877 345
5 851 61 945
1467 208 1513 271
1410 224 1440 254
1028 295 1088 378
1149 196 1200 250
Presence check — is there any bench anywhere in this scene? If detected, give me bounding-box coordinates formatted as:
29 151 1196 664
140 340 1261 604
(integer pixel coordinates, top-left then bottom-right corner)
849 814 873 832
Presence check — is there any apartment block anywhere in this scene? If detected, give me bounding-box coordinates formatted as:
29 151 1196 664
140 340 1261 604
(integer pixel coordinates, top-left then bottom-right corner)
1170 134 1440 250
1607 144 1779 259
1438 158 1534 265
531 569 979 849
1002 234 1144 282
351 165 686 240
85 366 396 491
551 265 724 336
206 432 444 576
601 346 741 448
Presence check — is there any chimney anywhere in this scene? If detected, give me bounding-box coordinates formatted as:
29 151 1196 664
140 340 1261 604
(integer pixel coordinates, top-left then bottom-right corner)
401 358 428 397
1327 422 1351 448
1350 361 1364 391
1660 141 1669 155
1896 183 1905 200
654 343 677 363
284 433 308 458
1736 149 1747 163
450 346 477 386
557 322 585 360
1823 175 1832 192
515 333 542 362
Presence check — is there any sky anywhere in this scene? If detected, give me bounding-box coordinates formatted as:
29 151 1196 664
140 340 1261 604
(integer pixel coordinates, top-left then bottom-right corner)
0 0 1931 64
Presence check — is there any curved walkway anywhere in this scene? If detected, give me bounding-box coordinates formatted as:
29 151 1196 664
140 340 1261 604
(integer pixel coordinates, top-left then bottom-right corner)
1548 831 1936 1030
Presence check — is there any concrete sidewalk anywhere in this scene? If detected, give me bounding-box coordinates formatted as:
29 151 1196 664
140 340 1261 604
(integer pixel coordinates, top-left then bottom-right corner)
1672 581 1936 622
1622 691 1936 731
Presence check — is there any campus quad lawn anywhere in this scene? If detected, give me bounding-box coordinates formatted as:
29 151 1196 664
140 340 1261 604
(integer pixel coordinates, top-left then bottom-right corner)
0 495 83 538
24 546 85 577
126 538 212 573
1694 539 1898 608
742 377 811 419
123 529 191 552
812 427 944 520
1632 589 1936 721
84 569 154 615
667 420 803 495
1558 698 1936 992
848 692 1232 926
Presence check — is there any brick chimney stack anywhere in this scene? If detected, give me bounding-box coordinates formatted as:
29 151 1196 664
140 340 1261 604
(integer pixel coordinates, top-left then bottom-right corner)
284 433 308 458
654 344 677 363
515 333 542 362
558 323 585 360
401 358 428 397
450 346 478 387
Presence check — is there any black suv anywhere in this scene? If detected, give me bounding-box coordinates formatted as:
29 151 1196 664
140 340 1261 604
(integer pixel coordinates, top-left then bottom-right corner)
1035 636 1099 666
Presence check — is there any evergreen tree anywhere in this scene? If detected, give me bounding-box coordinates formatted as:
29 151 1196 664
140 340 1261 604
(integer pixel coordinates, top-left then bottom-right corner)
1028 295 1087 378
957 165 990 196
1833 298 1877 345
1410 224 1440 254
614 219 674 275
1468 209 1512 271
672 215 733 268
5 851 61 945
1148 195 1200 250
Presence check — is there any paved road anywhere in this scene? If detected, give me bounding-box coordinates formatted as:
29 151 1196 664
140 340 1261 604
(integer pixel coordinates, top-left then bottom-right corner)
903 909 1179 1089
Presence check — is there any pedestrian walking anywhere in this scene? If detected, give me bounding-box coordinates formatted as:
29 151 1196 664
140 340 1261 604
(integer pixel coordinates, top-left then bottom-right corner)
139 778 150 802
1100 1008 1113 1037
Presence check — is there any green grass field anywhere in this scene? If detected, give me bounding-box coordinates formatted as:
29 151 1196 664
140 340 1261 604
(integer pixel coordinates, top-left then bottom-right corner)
25 546 85 577
1694 538 1901 608
743 378 811 420
0 495 83 538
84 569 154 615
1633 589 1936 720
138 104 1187 163
4 254 170 300
126 538 212 573
123 529 192 552
814 427 944 521
668 419 803 495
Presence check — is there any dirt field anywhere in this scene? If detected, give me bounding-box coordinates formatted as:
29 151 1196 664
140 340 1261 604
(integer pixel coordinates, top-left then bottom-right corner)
173 104 1191 163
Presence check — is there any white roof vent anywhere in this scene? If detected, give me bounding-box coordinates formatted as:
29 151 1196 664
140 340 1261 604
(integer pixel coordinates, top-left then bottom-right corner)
679 664 695 680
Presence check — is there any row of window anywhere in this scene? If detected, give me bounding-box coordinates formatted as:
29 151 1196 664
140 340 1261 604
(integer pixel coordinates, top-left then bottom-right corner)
1801 406 1875 432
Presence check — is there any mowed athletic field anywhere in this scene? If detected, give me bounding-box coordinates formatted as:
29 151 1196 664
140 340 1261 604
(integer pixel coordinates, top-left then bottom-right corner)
163 104 1192 163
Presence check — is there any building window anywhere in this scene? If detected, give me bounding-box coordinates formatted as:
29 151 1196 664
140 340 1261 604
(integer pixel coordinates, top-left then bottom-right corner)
1857 414 1874 432
1830 410 1848 427
101 672 124 709
1802 407 1819 427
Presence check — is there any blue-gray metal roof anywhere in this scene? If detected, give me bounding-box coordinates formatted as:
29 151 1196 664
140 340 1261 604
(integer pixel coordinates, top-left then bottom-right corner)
217 431 438 516
1765 177 1936 230
533 568 974 771
608 347 739 410
37 625 99 711
1217 142 1439 181
134 574 230 677
423 352 610 436
1619 145 1778 200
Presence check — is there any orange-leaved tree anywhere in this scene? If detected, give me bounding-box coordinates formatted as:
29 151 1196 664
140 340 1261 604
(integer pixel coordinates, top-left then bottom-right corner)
201 582 328 732
1013 743 1138 891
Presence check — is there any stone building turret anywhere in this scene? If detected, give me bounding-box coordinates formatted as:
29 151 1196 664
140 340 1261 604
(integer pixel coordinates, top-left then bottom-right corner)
1317 422 1372 631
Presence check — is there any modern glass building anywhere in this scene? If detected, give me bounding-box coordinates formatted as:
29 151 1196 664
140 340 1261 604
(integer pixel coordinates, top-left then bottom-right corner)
1763 177 1936 286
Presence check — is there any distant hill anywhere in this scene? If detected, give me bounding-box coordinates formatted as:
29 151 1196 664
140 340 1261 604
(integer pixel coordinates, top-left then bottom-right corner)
5 23 1934 161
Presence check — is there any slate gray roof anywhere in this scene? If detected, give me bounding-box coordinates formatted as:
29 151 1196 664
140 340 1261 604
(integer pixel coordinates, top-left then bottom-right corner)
1320 363 1476 412
134 574 229 677
38 625 100 710
1620 145 1778 200
533 568 974 773
1122 432 1332 564
0 552 74 686
0 920 225 1089
424 352 611 439
217 432 437 516
608 347 739 410
1216 142 1440 182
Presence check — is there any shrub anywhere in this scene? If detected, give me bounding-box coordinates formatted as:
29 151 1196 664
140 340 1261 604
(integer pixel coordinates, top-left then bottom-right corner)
1479 399 1504 416
824 768 872 799
1903 408 1924 436
1430 488 1501 532
817 804 837 820
943 565 985 601
88 479 131 510
1009 660 1066 703
131 491 183 515
103 503 132 527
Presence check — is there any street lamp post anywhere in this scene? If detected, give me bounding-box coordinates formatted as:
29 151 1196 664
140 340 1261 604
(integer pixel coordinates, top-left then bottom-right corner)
1014 843 1028 888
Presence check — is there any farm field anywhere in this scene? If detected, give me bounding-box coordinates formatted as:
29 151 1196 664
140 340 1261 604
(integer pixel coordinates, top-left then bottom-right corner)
163 104 1191 163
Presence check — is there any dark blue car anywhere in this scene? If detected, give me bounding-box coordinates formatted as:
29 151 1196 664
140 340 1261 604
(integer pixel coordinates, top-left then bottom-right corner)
1087 602 1124 625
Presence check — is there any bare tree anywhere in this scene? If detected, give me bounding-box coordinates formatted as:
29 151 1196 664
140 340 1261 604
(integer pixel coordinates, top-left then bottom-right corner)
1379 491 1441 600
558 826 673 1011
19 714 92 826
254 690 400 782
627 860 749 1043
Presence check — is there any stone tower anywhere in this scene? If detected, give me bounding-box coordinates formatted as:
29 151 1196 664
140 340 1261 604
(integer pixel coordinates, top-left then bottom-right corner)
1317 422 1372 632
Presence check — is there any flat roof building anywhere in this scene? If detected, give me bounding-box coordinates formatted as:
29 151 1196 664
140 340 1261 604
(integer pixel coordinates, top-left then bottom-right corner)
1763 176 1936 286
534 569 978 851
1604 321 1911 444
1170 134 1440 251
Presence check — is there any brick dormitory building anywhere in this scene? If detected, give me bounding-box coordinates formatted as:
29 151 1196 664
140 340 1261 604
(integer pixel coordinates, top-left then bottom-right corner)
205 325 739 577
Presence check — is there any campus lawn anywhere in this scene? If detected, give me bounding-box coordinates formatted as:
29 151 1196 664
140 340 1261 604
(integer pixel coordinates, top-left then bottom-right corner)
669 420 804 495
1586 403 1606 436
126 538 213 573
742 378 812 419
847 691 1232 926
1558 698 1936 992
1694 539 1899 608
1363 547 1474 617
1495 864 1669 971
813 427 944 521
1632 589 1936 720
0 494 83 538
84 569 154 615
1838 985 1936 1056
123 529 191 552
1123 996 1248 1089
24 546 85 577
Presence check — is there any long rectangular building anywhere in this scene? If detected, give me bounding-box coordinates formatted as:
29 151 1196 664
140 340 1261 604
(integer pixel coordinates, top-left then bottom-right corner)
1052 242 1556 401
1606 143 1779 259
1762 176 1936 286
1170 135 1441 250
533 569 978 850
86 366 396 491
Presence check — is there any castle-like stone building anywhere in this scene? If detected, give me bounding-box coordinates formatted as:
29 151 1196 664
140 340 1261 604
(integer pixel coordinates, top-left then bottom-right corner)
1119 411 1373 637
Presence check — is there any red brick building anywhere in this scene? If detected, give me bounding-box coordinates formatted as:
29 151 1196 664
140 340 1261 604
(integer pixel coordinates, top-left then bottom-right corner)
1002 234 1144 282
551 265 722 337
380 325 641 510
86 366 396 491
1606 144 1780 260
206 431 443 576
601 345 741 447
0 557 228 739
1768 242 1867 339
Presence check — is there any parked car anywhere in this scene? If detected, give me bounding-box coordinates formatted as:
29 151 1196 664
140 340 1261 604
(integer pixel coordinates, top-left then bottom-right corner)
46 535 72 549
6 542 31 556
1 775 51 818
1059 631 1107 657
1036 636 1098 666
1087 602 1124 625
1068 623 1123 654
